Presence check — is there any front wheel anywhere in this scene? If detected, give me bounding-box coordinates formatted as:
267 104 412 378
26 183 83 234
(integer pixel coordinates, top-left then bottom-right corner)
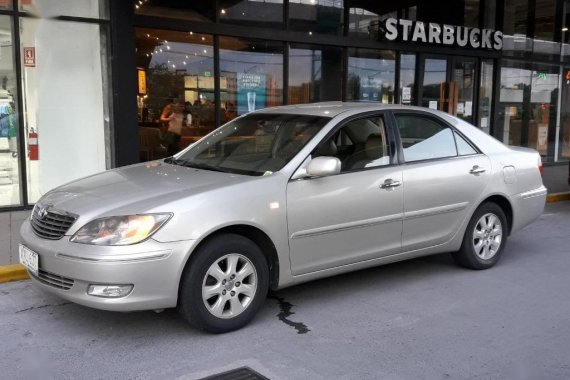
453 202 508 270
178 234 269 333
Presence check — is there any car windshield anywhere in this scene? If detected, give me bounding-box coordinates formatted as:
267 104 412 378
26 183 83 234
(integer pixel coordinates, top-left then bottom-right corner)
167 113 330 176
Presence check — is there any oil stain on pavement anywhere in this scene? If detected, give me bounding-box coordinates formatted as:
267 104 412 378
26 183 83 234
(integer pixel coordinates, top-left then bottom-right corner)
268 293 310 334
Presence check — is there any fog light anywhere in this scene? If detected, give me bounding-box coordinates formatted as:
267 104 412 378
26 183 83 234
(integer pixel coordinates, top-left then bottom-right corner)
87 284 133 298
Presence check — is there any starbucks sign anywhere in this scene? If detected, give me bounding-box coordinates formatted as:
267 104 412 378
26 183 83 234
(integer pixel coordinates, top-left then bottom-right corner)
383 18 503 51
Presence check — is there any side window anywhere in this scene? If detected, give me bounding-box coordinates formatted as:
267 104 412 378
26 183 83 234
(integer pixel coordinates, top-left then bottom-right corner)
394 114 458 162
313 115 390 172
455 132 478 156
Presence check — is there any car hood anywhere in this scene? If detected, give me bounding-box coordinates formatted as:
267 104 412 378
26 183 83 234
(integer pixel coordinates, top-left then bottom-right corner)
38 161 258 217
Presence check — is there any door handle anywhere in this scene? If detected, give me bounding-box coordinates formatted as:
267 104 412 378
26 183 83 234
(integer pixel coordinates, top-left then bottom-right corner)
381 179 401 189
469 165 486 175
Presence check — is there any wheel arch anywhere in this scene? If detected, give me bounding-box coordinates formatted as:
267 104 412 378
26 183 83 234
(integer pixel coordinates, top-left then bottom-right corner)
477 194 513 235
179 224 280 295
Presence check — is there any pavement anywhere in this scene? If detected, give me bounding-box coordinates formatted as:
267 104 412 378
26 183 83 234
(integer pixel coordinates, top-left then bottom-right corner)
0 202 569 380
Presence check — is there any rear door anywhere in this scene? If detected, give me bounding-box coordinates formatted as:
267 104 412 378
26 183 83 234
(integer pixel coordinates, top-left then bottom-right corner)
392 111 491 252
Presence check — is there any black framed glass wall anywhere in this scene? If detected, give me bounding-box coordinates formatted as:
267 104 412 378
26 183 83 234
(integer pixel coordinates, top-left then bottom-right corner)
347 49 395 103
0 0 111 210
130 0 570 164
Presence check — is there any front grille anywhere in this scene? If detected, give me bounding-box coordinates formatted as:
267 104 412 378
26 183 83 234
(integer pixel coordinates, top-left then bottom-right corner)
31 205 77 240
32 269 75 290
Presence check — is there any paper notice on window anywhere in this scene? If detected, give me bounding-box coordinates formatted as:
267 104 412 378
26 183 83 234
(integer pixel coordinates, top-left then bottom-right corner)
457 102 465 115
465 101 473 116
429 101 438 110
481 117 488 128
402 87 411 103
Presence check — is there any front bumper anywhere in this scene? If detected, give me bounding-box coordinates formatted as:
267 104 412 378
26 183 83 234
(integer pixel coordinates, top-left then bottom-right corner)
20 219 197 312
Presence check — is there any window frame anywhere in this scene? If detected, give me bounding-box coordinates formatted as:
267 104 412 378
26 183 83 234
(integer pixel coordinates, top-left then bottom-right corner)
297 110 400 178
390 110 482 165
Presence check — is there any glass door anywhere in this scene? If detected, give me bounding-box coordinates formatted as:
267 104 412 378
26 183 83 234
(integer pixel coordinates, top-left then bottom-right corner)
418 56 478 125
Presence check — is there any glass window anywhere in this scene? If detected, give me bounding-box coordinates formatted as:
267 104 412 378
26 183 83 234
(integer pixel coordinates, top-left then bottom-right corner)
0 16 21 207
478 59 494 133
502 0 531 56
455 132 478 155
135 29 214 159
20 0 108 19
483 0 496 29
496 60 558 159
135 1 216 22
219 37 283 122
20 18 111 203
395 114 457 162
400 54 416 105
0 0 11 10
220 0 283 28
289 0 344 36
463 0 480 28
173 113 330 176
347 49 395 103
316 116 391 172
289 44 342 104
532 0 559 59
348 3 395 40
560 67 570 160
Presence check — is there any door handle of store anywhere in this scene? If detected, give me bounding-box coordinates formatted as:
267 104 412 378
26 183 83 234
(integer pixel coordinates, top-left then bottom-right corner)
381 179 401 189
469 165 486 175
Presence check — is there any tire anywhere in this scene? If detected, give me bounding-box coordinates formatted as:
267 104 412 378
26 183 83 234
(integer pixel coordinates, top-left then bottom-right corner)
453 202 508 270
178 233 269 333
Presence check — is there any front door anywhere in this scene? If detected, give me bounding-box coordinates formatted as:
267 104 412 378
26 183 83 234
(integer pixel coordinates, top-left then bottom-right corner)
286 114 403 276
419 55 478 125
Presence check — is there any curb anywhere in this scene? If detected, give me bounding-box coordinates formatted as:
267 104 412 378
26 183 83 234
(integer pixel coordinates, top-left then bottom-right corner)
0 264 29 283
546 192 570 203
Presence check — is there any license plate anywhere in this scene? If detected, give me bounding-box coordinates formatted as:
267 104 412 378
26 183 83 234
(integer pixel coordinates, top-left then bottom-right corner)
19 245 39 275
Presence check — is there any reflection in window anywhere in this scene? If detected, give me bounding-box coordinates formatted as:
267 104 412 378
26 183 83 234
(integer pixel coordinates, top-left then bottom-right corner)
347 49 395 103
20 0 108 18
497 61 558 157
219 0 283 28
0 15 20 206
135 0 216 22
289 44 342 104
503 0 531 55
219 37 283 122
135 29 214 159
533 0 559 59
478 59 493 133
400 54 416 105
348 6 395 39
289 0 344 36
395 114 457 162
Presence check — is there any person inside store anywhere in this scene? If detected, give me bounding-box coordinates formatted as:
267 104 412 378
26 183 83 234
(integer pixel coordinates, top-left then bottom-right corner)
160 95 184 156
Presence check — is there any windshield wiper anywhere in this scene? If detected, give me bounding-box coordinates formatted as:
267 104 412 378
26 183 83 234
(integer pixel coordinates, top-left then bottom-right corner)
178 161 233 173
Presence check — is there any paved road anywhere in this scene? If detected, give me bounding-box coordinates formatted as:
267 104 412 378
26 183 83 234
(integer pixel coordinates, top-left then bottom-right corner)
1 203 569 380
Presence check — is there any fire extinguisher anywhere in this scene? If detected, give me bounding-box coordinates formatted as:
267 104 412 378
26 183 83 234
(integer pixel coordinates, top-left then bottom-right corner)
28 128 39 161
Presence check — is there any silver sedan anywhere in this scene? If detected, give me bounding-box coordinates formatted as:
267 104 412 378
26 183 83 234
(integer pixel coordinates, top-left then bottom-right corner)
20 103 547 333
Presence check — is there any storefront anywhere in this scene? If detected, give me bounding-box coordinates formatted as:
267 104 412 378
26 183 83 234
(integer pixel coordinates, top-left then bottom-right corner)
0 0 111 210
1 0 570 211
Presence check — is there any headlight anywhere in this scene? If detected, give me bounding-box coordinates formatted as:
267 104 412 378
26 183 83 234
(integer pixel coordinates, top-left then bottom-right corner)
70 214 172 246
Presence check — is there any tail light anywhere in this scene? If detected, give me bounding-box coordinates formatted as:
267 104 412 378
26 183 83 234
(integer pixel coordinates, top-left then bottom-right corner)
538 156 543 176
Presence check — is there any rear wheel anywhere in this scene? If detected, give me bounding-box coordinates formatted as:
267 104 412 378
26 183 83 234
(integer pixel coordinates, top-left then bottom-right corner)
178 234 269 333
453 202 507 270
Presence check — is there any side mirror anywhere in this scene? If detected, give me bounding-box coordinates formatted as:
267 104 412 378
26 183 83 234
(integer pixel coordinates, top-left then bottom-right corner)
306 156 341 177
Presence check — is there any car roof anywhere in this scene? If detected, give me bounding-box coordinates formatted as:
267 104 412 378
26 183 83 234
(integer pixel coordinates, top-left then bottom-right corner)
253 102 434 118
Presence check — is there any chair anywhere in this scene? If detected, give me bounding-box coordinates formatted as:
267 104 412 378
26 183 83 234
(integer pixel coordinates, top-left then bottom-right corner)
139 127 167 161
